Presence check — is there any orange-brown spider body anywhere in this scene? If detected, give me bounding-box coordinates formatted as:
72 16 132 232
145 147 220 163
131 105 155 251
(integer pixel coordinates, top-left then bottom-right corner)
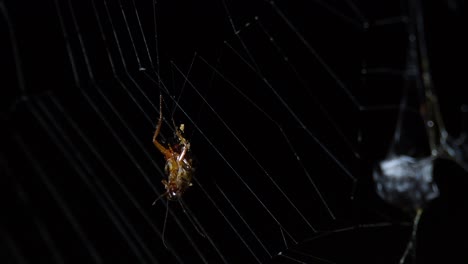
153 96 194 202
160 142 193 200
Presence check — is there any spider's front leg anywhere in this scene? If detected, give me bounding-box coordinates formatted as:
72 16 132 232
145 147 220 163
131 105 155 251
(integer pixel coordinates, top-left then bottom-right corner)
152 179 170 205
153 138 172 159
153 94 172 159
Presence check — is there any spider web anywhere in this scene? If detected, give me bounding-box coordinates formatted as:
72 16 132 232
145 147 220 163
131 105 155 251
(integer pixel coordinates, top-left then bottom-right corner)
2 0 468 263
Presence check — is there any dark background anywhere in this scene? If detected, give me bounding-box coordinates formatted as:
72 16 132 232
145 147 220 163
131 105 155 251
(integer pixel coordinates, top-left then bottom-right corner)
2 0 468 263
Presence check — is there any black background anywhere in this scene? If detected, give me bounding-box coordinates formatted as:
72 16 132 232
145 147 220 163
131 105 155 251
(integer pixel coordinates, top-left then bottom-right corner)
2 0 468 263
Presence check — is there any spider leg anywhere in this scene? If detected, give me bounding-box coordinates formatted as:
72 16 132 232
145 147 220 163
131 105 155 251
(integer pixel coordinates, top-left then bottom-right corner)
177 145 189 162
153 140 172 159
161 199 170 248
153 94 172 158
153 181 170 205
178 199 206 238
152 191 168 205
153 94 164 140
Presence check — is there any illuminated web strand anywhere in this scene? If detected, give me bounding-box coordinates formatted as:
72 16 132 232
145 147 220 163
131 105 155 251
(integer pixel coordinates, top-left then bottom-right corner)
151 0 161 74
30 216 64 263
63 0 156 128
198 54 339 217
116 0 164 91
31 213 64 263
177 200 208 241
405 0 466 173
90 0 175 139
95 0 177 136
409 11 448 157
0 223 28 264
216 184 272 258
0 7 63 261
291 249 337 264
222 1 338 193
254 18 361 159
169 53 196 120
222 41 357 203
399 209 422 264
221 0 260 71
286 222 407 263
398 0 466 171
116 0 155 72
363 68 406 76
3 1 102 262
60 0 165 187
84 84 165 191
410 0 450 159
391 0 465 256
95 0 180 184
149 0 163 91
0 3 25 93
171 61 321 228
193 180 260 263
274 221 407 262
3 3 98 263
277 252 308 264
95 86 166 178
257 4 413 135
2 155 65 264
344 0 368 26
278 250 337 264
278 225 288 249
372 16 409 27
310 0 365 30
199 52 335 225
302 222 399 244
268 0 362 110
100 0 165 124
117 0 143 69
269 2 417 147
130 0 155 70
253 14 415 160
222 35 358 187
66 0 166 150
182 183 249 263
14 133 104 264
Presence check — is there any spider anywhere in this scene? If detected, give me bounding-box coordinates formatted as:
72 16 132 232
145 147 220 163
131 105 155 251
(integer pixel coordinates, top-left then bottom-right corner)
152 95 194 204
151 95 204 248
